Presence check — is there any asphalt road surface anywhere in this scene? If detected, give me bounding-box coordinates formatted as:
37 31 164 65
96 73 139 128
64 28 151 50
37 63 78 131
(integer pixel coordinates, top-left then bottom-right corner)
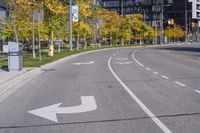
0 44 200 133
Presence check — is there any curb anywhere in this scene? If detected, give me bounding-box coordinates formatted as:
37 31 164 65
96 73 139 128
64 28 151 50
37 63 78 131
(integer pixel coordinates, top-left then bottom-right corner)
0 44 171 104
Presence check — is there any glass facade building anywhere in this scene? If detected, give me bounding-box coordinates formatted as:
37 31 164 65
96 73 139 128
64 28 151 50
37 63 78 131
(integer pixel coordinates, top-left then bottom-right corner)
100 0 174 26
100 0 200 42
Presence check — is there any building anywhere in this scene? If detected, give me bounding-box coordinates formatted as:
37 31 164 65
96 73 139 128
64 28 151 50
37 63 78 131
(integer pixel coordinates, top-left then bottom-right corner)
166 0 200 41
100 0 174 25
99 0 200 42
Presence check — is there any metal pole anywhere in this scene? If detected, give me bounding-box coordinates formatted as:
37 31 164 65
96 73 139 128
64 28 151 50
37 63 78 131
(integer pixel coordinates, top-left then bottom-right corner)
185 0 188 44
160 5 163 44
121 0 123 15
38 10 41 61
69 0 73 51
32 10 36 58
155 22 158 44
121 0 124 46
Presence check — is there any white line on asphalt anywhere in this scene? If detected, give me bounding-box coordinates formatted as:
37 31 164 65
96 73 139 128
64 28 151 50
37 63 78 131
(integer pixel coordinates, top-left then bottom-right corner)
115 57 129 61
28 96 97 122
72 61 95 65
153 72 159 75
108 57 172 133
146 67 151 71
195 90 200 94
174 81 186 87
132 51 145 67
113 54 116 56
161 75 169 80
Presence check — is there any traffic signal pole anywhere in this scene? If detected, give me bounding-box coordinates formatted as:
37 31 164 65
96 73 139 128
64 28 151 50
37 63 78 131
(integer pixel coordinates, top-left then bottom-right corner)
185 0 188 44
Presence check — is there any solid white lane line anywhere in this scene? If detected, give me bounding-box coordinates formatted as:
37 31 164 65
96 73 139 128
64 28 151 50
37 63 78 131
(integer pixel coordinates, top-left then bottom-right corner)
108 57 172 133
174 81 186 87
154 72 159 75
195 90 200 94
146 67 151 71
161 75 169 80
132 51 145 67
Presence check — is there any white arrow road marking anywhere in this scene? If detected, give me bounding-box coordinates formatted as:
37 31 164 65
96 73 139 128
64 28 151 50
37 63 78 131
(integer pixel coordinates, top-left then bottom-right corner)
72 61 95 65
115 57 129 61
28 96 97 122
115 61 132 65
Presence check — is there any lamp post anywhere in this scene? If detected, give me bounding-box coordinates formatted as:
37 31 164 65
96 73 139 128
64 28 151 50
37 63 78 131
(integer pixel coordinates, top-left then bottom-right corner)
37 9 41 61
69 0 73 51
31 2 36 58
32 12 36 58
121 0 124 46
185 0 188 44
160 5 163 44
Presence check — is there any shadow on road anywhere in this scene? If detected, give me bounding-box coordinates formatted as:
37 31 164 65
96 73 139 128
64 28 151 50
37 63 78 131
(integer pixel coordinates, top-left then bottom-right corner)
156 45 200 54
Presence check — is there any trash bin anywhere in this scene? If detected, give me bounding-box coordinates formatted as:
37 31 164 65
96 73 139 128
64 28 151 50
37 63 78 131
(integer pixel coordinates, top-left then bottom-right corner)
8 42 23 71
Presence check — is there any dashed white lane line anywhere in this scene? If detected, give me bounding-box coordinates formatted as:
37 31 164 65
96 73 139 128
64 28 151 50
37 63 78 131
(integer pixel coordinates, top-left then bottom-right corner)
161 75 169 80
132 51 145 67
174 81 186 87
153 72 159 75
108 57 172 133
146 67 151 71
195 90 200 94
133 50 187 88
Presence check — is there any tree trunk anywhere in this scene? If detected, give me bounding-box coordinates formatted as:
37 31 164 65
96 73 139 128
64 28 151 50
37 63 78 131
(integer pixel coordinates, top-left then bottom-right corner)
84 34 87 50
57 32 61 53
121 38 124 46
77 28 80 50
110 33 112 47
116 33 118 46
140 36 142 45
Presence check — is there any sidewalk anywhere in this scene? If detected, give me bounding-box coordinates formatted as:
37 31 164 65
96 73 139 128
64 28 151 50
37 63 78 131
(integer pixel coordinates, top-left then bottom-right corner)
0 68 34 85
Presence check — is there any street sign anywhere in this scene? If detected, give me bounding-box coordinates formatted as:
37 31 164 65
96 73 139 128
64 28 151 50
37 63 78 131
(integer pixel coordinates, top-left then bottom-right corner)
33 9 44 21
72 5 79 22
0 8 6 21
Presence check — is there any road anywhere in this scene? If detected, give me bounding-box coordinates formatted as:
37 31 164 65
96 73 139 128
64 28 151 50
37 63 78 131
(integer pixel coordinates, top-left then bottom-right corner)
0 44 200 133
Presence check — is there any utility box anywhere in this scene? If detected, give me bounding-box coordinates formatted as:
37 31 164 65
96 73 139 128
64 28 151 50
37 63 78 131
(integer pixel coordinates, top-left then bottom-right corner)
8 42 23 71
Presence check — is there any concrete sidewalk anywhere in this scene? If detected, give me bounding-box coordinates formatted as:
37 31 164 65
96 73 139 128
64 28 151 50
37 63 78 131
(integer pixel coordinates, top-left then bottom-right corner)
0 68 34 85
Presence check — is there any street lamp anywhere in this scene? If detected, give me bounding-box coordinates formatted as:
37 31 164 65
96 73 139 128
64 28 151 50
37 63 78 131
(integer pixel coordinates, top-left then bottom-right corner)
69 0 73 51
160 4 171 44
121 0 124 46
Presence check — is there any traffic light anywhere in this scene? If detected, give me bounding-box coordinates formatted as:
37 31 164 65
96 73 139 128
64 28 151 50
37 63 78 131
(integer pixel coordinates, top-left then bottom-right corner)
192 21 195 27
171 19 174 25
168 19 174 25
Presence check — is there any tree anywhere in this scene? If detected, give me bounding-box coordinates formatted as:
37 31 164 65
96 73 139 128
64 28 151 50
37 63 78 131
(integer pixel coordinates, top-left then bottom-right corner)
164 25 185 42
98 9 120 46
